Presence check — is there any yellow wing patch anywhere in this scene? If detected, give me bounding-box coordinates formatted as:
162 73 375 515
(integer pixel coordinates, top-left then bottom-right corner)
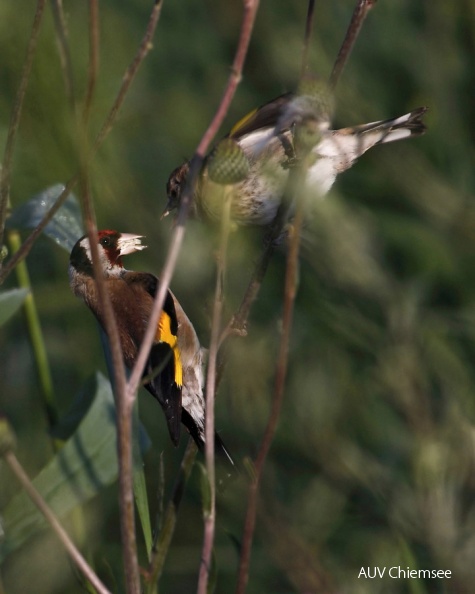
229 107 258 137
156 312 183 387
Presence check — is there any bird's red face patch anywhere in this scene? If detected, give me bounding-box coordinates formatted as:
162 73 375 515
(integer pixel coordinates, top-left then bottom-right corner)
98 230 123 267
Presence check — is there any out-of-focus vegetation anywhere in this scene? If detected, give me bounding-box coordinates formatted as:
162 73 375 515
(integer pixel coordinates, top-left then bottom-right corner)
1 1 474 593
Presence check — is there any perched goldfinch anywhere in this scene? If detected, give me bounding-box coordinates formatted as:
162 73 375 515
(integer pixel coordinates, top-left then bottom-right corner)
164 91 427 225
69 230 234 467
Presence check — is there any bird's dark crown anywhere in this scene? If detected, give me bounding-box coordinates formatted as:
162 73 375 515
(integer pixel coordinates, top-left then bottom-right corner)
69 230 123 275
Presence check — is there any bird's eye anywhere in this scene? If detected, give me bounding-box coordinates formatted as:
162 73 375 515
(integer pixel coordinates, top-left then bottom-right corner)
100 236 111 247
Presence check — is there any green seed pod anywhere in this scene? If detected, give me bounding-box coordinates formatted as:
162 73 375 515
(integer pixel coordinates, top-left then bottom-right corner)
297 77 334 122
207 138 250 185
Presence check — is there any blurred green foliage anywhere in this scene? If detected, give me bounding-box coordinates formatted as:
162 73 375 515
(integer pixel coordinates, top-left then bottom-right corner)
1 1 474 593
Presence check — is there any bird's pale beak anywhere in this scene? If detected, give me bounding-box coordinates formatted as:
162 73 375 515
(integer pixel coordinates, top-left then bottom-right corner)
117 234 147 255
160 201 174 220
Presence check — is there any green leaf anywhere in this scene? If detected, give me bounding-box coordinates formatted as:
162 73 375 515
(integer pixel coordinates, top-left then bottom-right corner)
0 373 118 561
49 375 98 441
132 401 152 555
6 184 84 251
0 288 29 326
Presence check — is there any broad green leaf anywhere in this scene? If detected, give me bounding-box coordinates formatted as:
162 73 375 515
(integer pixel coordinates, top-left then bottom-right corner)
0 288 29 326
6 184 84 252
49 374 98 441
132 402 152 555
0 373 118 560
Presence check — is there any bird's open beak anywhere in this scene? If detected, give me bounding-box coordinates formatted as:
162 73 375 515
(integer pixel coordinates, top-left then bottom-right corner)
160 203 172 220
117 234 147 255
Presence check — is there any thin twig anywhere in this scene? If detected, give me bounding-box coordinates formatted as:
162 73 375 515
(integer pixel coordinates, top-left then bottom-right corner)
75 5 142 585
222 0 371 350
93 0 163 152
329 0 376 90
219 178 294 349
144 440 198 593
3 450 112 594
197 186 232 594
76 4 165 591
50 0 76 107
0 0 163 286
235 190 304 594
75 11 142 572
124 5 261 584
126 0 260 406
194 0 260 159
0 177 77 285
235 121 316 594
0 0 46 262
300 0 316 81
79 145 140 592
80 218 132 582
83 0 100 124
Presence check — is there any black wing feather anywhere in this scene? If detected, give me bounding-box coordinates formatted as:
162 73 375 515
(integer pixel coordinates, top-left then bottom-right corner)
145 343 182 446
228 93 293 139
129 272 182 445
134 273 178 334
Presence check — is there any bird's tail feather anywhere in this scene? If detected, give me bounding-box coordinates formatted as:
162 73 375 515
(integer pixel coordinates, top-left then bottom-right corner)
354 106 428 150
181 409 236 482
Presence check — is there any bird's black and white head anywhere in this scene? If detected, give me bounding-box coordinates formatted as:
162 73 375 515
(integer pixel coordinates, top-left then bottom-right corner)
69 230 146 282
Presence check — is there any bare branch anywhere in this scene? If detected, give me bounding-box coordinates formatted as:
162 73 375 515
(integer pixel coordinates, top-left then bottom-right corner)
72 4 165 590
329 0 377 90
300 0 317 81
79 158 140 593
0 177 77 285
235 114 317 594
93 0 163 152
195 0 261 159
0 0 163 286
168 0 375 363
121 6 261 587
3 449 112 594
197 184 233 594
83 0 100 124
144 440 198 593
50 0 76 107
126 0 261 407
220 214 282 347
219 165 297 351
0 0 47 262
